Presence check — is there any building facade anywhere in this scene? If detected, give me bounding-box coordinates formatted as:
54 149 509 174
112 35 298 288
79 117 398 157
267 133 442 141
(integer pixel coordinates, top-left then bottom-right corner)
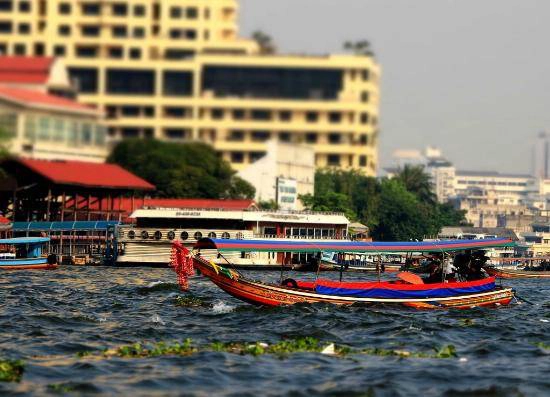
0 0 381 174
237 140 315 210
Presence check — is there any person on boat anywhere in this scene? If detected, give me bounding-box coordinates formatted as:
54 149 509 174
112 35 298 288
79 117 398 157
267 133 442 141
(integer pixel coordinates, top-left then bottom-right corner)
423 257 443 283
465 252 489 281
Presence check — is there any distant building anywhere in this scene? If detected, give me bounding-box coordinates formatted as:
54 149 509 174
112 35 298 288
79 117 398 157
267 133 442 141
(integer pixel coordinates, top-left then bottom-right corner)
0 0 381 174
237 141 314 210
0 56 107 162
532 131 550 179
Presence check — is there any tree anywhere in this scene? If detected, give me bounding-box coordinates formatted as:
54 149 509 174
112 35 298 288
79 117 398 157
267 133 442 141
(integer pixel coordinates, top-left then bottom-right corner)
257 200 279 210
343 40 374 56
252 30 276 55
108 139 255 199
393 164 437 205
300 191 357 221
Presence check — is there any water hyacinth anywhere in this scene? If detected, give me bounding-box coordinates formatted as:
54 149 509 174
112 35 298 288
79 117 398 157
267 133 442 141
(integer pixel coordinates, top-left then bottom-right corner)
0 359 24 382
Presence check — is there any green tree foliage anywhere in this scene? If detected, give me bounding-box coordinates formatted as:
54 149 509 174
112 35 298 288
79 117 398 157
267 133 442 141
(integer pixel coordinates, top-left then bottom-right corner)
108 139 255 199
343 40 375 56
300 168 466 241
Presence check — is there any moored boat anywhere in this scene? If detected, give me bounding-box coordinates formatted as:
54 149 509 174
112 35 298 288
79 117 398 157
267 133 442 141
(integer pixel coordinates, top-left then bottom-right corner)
485 266 550 279
171 238 516 309
0 237 58 270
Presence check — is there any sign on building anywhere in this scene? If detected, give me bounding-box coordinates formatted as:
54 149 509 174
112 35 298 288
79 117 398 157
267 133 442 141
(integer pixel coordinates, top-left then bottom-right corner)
276 178 298 210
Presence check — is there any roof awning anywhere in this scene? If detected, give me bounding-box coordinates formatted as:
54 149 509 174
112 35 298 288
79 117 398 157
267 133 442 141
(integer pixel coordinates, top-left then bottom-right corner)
12 221 121 232
194 238 516 253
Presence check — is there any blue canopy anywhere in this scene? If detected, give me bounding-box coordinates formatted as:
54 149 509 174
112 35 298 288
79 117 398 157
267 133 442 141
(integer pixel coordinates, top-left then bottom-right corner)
0 237 50 245
12 221 121 232
194 238 515 253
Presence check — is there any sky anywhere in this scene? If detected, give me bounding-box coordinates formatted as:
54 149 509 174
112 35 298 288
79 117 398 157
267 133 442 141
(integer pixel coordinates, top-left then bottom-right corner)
239 0 550 174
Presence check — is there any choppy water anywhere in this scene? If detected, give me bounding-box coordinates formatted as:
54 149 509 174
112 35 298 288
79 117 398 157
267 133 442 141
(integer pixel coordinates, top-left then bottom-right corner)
0 267 549 396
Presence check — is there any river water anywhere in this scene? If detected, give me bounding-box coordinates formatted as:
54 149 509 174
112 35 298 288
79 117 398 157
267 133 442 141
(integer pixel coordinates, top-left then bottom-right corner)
0 267 549 396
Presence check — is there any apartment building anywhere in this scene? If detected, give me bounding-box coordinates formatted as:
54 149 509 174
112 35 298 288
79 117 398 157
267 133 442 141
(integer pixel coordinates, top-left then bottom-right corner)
0 0 381 174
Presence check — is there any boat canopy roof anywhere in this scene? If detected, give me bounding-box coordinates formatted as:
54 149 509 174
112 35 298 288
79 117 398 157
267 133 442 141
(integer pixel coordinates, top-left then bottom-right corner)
194 238 515 253
12 221 120 232
0 237 50 245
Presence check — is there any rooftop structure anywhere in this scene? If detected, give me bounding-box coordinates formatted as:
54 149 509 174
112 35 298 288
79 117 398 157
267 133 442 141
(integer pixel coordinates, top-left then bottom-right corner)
0 157 154 222
0 0 380 174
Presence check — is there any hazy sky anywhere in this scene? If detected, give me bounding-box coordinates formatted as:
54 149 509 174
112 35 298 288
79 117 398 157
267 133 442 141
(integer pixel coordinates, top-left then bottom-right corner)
239 0 550 173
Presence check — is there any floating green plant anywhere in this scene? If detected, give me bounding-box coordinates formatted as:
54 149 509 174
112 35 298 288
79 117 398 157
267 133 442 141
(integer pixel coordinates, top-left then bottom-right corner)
76 338 458 361
47 383 77 393
0 359 24 382
75 351 92 358
104 339 196 358
536 342 550 350
174 295 205 307
459 318 475 327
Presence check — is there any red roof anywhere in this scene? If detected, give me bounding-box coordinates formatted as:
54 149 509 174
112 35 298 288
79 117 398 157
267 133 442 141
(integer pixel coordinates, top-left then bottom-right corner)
17 158 155 191
141 199 256 210
0 56 54 84
0 85 96 114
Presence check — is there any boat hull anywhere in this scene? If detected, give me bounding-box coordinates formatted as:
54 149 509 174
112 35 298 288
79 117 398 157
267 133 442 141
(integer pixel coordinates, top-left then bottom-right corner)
0 258 58 270
193 257 514 309
485 267 550 279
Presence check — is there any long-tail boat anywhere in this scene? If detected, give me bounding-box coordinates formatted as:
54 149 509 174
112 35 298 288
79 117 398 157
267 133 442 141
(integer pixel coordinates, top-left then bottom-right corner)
484 256 550 279
171 238 516 309
0 237 58 270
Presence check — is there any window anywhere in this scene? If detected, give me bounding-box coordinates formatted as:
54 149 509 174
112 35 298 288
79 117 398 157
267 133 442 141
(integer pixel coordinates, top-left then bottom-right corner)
208 232 216 238
76 46 98 58
279 111 292 121
170 7 181 18
186 7 198 19
180 231 188 240
58 25 71 36
251 110 271 120
24 115 36 140
0 1 12 11
141 230 149 239
251 131 270 142
359 134 368 145
360 113 369 124
305 133 317 144
54 45 66 56
112 3 127 16
121 106 140 117
18 23 30 34
95 125 106 146
328 112 341 123
112 26 127 37
82 25 100 37
58 3 71 14
53 119 64 141
37 117 50 140
211 108 224 120
164 129 188 139
359 155 367 167
14 44 25 55
250 152 266 162
327 154 340 166
164 107 190 118
133 27 145 38
144 107 155 117
362 70 369 81
0 112 17 137
184 30 197 40
154 231 162 240
306 112 318 122
107 69 155 95
82 3 100 16
129 48 141 59
163 71 192 96
34 43 44 56
228 130 244 141
279 132 291 142
82 124 92 144
164 49 194 60
134 5 145 16
361 92 369 102
108 47 123 59
203 66 343 100
194 231 202 240
232 109 245 120
328 133 341 144
0 22 12 33
231 152 244 163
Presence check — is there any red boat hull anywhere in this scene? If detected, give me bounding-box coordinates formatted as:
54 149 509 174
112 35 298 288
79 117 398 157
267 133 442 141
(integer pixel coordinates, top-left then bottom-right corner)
193 257 514 309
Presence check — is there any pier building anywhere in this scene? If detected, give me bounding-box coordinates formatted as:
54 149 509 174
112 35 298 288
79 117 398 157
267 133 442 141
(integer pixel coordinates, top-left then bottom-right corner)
0 0 381 174
0 157 155 222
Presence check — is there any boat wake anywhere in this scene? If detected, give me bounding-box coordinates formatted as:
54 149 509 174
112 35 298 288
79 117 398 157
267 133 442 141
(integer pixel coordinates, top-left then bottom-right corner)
211 300 236 314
